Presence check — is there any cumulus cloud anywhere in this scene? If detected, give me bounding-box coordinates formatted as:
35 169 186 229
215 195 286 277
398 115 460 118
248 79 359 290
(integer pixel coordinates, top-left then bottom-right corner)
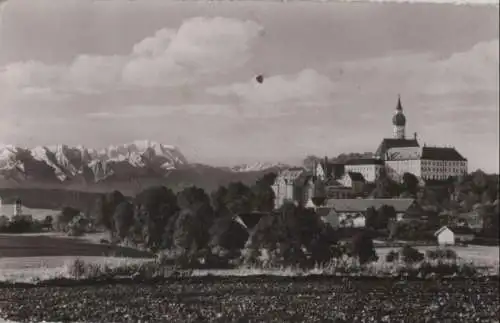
0 17 263 93
208 69 335 105
335 39 499 97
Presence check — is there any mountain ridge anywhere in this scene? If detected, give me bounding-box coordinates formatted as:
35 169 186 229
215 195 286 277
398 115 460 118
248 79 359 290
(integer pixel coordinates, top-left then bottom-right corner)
0 142 287 196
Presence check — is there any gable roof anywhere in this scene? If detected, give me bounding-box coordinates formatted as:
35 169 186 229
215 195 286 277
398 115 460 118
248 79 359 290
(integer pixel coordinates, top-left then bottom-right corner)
323 198 415 213
421 147 467 161
434 225 475 236
347 172 365 182
376 138 420 158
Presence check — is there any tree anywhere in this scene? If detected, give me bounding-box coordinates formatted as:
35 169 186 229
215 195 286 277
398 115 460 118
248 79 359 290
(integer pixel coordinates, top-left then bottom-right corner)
96 191 126 232
402 172 419 196
376 205 397 230
251 173 277 212
351 231 378 265
134 186 179 250
246 203 334 267
208 215 249 254
42 215 54 230
365 207 378 229
113 201 135 241
481 204 499 237
211 186 229 215
55 207 81 231
224 182 255 215
176 186 215 250
371 171 401 198
401 245 424 263
67 215 90 237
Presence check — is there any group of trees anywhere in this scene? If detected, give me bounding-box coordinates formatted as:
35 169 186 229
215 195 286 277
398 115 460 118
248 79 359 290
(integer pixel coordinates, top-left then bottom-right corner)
85 173 291 262
61 170 376 267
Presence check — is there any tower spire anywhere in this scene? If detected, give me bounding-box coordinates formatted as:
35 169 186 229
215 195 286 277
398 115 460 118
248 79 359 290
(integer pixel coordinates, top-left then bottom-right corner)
396 94 402 111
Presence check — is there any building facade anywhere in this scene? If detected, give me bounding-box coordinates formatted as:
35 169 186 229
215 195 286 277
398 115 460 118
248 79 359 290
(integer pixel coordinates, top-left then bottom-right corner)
272 168 311 209
344 158 385 183
378 96 468 182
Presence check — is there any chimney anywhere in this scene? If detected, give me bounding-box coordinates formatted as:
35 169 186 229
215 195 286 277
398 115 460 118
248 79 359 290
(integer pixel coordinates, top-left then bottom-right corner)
414 132 417 140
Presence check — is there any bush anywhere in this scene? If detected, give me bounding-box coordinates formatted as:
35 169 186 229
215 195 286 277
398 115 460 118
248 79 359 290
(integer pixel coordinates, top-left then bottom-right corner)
42 215 54 230
352 231 378 265
385 250 399 262
401 245 424 263
0 217 41 233
425 248 458 260
67 215 90 236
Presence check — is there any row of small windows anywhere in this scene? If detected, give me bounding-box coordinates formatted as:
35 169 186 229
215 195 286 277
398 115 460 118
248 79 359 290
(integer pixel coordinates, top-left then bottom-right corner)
422 167 464 173
423 160 465 166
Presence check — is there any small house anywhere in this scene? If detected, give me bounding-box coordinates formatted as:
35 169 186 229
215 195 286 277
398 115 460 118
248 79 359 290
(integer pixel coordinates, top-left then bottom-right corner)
315 198 416 229
434 226 475 246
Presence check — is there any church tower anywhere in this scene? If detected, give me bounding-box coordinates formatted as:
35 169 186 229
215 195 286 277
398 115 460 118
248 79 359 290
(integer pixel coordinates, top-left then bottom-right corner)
392 95 406 139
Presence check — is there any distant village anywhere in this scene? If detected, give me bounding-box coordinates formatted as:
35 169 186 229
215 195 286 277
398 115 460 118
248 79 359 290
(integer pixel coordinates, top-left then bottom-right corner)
0 97 496 247
271 96 481 246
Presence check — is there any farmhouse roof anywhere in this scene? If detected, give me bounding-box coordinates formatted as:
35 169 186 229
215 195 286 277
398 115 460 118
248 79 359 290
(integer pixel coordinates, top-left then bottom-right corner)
347 172 366 182
323 198 415 213
434 225 475 236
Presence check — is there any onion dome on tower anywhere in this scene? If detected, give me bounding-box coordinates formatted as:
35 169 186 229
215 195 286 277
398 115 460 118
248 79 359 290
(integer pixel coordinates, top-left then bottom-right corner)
392 95 406 126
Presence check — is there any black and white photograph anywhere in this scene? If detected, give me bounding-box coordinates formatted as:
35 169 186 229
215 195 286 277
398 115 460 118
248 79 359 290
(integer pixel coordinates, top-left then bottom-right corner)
0 0 498 321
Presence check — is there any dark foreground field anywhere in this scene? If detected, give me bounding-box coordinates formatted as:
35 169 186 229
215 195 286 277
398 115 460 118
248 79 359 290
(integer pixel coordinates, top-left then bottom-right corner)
0 277 498 323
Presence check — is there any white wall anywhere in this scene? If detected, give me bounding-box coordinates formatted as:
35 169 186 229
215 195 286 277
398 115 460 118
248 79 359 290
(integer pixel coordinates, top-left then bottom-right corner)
437 228 455 245
344 164 382 182
385 159 421 182
322 209 340 229
421 159 468 180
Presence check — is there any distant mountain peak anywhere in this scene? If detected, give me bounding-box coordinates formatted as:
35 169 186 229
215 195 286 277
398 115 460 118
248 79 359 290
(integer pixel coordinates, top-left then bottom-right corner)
0 141 188 184
230 162 290 172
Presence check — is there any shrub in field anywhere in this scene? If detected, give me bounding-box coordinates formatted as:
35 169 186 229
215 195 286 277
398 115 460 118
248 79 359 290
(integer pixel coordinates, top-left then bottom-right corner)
67 215 90 236
385 250 400 262
352 231 378 265
401 245 424 263
0 216 41 233
425 248 457 260
42 215 54 230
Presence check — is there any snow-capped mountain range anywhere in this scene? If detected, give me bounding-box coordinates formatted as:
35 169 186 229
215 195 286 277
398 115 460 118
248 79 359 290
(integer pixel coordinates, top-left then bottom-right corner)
0 141 188 183
0 141 286 185
230 162 290 172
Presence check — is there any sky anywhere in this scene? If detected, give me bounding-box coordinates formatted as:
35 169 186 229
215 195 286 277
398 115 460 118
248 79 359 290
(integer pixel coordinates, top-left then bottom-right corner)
0 0 498 172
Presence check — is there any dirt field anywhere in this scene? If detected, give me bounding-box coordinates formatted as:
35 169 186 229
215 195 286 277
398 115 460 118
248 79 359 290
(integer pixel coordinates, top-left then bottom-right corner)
0 276 498 322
